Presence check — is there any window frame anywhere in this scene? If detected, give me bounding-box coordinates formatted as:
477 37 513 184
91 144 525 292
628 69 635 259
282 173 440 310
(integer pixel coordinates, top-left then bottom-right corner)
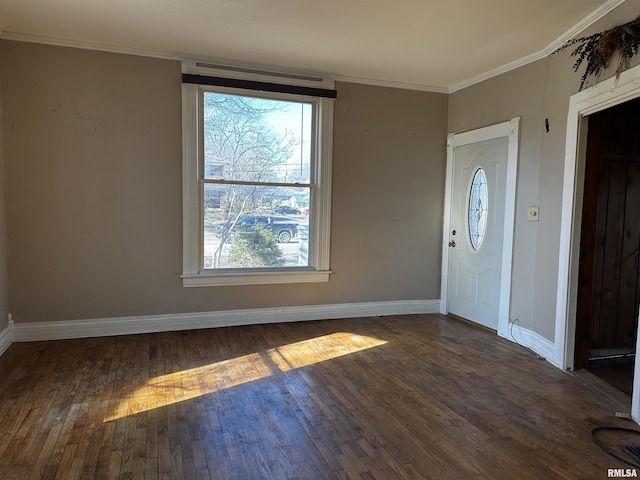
181 63 334 286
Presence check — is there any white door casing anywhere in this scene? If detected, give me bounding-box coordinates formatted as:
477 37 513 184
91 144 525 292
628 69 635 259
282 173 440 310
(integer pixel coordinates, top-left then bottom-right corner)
441 118 520 338
556 64 640 372
556 63 640 424
634 311 640 422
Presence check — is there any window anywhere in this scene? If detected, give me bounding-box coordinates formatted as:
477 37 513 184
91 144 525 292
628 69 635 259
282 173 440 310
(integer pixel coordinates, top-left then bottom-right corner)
468 167 488 250
181 63 335 286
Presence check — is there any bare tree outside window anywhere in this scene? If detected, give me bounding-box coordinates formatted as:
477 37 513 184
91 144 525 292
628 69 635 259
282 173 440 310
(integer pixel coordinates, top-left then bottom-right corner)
202 92 312 269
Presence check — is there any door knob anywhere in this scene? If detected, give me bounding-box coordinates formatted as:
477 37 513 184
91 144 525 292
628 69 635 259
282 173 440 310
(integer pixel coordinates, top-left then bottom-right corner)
448 241 456 247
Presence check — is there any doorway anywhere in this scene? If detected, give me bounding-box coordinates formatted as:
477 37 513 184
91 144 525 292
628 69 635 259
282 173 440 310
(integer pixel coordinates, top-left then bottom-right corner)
574 97 640 395
441 118 520 339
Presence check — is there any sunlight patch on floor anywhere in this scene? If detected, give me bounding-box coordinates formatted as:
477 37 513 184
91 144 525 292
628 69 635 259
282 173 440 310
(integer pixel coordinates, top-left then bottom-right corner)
105 332 387 421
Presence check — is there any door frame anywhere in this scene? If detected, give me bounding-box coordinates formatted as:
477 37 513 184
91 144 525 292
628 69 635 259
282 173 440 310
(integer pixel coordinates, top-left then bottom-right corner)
440 117 520 339
556 64 640 373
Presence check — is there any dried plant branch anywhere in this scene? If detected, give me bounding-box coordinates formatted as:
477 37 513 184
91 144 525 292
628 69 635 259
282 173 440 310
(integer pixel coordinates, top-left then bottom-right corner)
554 15 640 90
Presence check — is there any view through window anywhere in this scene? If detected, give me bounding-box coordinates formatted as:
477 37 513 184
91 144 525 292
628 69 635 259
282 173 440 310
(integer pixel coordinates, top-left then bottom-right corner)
202 92 312 269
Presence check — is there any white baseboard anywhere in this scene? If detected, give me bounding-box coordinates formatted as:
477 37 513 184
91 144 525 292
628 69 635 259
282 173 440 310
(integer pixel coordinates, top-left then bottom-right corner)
12 299 441 342
501 322 555 363
0 321 13 356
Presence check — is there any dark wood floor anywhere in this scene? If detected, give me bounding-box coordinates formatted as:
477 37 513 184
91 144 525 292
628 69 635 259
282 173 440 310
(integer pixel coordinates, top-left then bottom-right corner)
0 314 636 479
589 356 635 396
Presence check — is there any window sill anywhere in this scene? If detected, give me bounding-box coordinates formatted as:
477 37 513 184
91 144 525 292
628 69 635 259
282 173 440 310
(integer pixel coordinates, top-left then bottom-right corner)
182 270 331 287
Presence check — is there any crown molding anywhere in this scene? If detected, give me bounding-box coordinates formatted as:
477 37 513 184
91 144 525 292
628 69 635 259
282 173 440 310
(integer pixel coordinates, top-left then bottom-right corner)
1 0 629 95
0 31 184 61
331 74 449 94
450 0 628 92
449 48 549 93
0 30 339 86
543 0 628 55
0 30 449 94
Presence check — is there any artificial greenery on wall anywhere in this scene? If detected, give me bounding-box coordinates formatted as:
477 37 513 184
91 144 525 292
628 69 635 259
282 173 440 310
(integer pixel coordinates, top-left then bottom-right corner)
556 15 640 90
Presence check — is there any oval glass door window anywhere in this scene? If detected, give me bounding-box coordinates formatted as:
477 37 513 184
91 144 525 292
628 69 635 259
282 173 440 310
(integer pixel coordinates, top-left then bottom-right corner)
468 168 488 250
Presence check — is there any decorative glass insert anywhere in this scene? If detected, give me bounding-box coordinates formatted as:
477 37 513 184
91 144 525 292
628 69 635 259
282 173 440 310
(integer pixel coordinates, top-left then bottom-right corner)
468 168 488 250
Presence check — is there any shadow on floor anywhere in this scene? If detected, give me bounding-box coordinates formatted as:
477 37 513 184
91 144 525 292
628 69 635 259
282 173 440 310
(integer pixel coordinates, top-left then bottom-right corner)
589 355 634 397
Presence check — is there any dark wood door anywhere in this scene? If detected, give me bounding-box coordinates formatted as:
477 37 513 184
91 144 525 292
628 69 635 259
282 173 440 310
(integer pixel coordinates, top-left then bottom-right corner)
574 97 640 369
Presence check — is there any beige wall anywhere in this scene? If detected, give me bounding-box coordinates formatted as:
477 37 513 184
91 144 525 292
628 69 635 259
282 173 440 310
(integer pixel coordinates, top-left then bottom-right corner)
448 1 640 341
331 82 447 302
0 47 8 332
1 4 635 344
0 40 448 324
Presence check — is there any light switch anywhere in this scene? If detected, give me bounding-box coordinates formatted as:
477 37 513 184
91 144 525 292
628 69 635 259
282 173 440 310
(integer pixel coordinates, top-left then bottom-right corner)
527 206 539 221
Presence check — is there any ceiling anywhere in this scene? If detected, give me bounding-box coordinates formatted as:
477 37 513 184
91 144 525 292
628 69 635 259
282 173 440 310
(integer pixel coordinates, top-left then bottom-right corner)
0 0 623 91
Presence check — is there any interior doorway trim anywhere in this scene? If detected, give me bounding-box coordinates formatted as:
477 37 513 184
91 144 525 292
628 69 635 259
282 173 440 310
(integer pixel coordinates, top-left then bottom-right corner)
556 64 640 374
440 117 520 340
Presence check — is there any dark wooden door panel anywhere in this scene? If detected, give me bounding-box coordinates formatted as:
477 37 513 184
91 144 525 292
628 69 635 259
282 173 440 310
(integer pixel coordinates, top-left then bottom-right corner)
575 113 603 369
618 162 640 345
590 160 639 349
576 97 640 368
596 160 627 347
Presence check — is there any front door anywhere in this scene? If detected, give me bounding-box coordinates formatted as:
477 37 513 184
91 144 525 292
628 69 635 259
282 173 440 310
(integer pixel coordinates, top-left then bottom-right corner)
447 136 509 330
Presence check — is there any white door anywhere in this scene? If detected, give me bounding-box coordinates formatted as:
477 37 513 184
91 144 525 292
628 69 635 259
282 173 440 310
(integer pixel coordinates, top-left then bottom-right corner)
447 137 509 330
441 119 519 337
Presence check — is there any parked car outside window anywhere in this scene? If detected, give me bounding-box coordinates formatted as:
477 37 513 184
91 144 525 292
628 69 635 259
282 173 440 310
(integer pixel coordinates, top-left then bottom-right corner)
274 205 301 215
215 215 299 243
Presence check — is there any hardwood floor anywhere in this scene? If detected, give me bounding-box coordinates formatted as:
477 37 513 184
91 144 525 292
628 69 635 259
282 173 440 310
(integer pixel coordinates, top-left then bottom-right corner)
589 356 635 396
0 314 635 479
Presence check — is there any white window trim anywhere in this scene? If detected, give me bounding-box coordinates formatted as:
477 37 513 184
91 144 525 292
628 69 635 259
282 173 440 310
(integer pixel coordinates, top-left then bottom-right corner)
181 64 334 287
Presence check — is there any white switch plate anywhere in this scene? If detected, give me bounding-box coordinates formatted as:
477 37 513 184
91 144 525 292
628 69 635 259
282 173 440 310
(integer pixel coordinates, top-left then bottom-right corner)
527 206 539 221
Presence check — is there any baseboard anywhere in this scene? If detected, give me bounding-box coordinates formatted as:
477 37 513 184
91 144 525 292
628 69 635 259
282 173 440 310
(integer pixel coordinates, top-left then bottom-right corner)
502 322 555 363
12 299 441 342
0 321 13 356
